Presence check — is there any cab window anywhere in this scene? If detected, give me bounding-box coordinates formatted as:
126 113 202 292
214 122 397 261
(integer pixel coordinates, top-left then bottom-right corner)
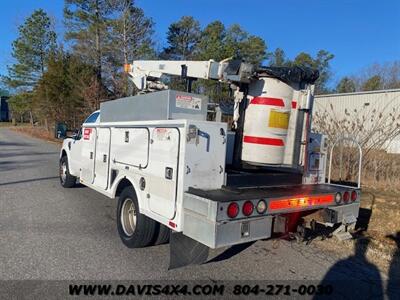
84 112 100 124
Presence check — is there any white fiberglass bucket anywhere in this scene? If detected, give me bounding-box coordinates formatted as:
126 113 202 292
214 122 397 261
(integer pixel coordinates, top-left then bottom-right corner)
242 77 294 165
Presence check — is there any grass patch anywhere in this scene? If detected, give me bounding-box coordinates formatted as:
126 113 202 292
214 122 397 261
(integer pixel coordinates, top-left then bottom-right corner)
0 122 12 127
10 126 62 144
314 188 400 275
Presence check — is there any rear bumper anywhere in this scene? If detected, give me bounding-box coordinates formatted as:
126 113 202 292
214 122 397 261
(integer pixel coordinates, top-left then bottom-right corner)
183 204 273 248
182 187 360 249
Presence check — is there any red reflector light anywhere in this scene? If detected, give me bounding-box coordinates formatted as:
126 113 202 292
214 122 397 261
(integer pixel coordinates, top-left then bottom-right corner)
227 202 239 218
343 191 350 202
351 191 357 201
269 194 334 211
242 201 254 216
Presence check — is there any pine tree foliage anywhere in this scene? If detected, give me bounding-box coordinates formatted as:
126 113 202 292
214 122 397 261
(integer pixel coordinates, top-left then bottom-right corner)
268 48 334 94
163 16 201 60
5 9 56 90
64 0 112 90
336 77 356 93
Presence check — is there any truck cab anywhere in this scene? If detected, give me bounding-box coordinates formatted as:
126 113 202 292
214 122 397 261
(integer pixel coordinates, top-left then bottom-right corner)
60 110 100 184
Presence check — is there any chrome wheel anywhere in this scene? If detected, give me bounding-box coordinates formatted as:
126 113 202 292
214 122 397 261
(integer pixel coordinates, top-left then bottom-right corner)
60 161 67 184
121 198 137 236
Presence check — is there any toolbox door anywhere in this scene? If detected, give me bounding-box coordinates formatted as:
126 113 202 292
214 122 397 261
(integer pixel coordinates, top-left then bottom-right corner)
147 128 180 219
93 128 111 189
80 126 97 184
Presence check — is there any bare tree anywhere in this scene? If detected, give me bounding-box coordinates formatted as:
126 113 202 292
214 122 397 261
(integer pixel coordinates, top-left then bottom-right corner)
313 96 400 188
101 0 155 97
352 62 400 92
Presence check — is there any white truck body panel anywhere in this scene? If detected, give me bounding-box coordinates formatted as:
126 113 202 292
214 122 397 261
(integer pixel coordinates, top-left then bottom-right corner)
63 119 227 232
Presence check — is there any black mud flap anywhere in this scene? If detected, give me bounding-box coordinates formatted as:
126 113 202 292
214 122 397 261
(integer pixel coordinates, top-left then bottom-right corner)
169 232 209 270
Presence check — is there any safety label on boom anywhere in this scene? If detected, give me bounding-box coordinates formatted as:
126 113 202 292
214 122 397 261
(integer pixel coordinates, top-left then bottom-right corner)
269 110 289 129
176 95 202 110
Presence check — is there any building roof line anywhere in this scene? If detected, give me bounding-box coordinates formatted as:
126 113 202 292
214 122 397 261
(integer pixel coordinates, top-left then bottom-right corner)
315 88 400 98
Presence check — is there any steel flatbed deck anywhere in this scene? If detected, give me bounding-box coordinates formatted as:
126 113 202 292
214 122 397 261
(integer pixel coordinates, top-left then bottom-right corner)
187 183 358 203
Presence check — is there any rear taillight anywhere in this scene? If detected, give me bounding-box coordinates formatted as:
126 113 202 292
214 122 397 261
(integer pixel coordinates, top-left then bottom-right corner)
256 200 267 214
242 201 254 216
343 191 350 202
351 191 358 201
335 192 342 204
227 202 239 218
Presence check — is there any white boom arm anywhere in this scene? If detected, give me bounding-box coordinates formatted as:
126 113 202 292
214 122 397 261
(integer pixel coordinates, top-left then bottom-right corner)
125 59 254 91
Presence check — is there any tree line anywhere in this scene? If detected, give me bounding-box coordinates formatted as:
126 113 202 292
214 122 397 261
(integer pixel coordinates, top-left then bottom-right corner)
335 62 400 93
2 0 399 130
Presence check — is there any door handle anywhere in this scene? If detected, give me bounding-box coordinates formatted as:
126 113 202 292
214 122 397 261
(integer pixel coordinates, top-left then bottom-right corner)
197 129 210 152
103 154 107 162
90 152 93 159
165 167 173 180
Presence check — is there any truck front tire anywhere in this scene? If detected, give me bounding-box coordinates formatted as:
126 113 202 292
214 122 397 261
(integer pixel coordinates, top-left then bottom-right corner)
59 156 76 188
117 186 157 248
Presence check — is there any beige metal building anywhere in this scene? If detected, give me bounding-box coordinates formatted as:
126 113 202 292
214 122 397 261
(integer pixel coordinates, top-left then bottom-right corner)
313 89 400 154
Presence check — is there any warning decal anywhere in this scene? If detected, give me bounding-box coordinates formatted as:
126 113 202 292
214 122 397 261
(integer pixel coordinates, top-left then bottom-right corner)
175 95 202 110
268 110 289 129
83 128 92 140
154 128 169 141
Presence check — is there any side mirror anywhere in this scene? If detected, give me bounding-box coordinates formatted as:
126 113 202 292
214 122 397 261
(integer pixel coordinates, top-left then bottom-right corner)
72 129 81 140
66 129 80 140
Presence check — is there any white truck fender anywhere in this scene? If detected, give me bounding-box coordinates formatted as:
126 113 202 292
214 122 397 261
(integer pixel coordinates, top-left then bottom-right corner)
59 139 74 173
111 175 143 207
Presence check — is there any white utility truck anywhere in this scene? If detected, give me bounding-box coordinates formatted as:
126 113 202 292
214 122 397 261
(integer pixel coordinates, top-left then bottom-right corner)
60 59 362 268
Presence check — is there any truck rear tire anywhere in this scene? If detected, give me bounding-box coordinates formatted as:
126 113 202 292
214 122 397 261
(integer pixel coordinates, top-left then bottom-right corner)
59 156 76 188
117 186 156 248
153 223 171 245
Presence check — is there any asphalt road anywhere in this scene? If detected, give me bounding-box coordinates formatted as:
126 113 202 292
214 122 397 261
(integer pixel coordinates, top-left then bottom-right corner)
0 128 389 289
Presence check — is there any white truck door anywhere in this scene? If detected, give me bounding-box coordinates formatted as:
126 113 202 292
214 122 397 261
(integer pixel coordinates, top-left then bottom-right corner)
93 128 111 189
68 131 83 176
80 126 97 184
148 128 180 219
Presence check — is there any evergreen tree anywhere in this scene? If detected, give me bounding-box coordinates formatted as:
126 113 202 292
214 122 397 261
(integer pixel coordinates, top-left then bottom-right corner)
163 16 201 60
4 9 56 124
362 75 382 91
192 21 267 102
224 24 266 66
7 93 34 123
196 21 266 65
336 77 356 93
5 9 56 89
269 48 287 67
195 21 227 61
291 50 334 94
34 49 98 128
64 0 111 107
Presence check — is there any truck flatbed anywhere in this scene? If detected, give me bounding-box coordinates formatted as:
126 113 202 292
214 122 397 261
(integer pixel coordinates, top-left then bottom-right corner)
187 183 356 203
